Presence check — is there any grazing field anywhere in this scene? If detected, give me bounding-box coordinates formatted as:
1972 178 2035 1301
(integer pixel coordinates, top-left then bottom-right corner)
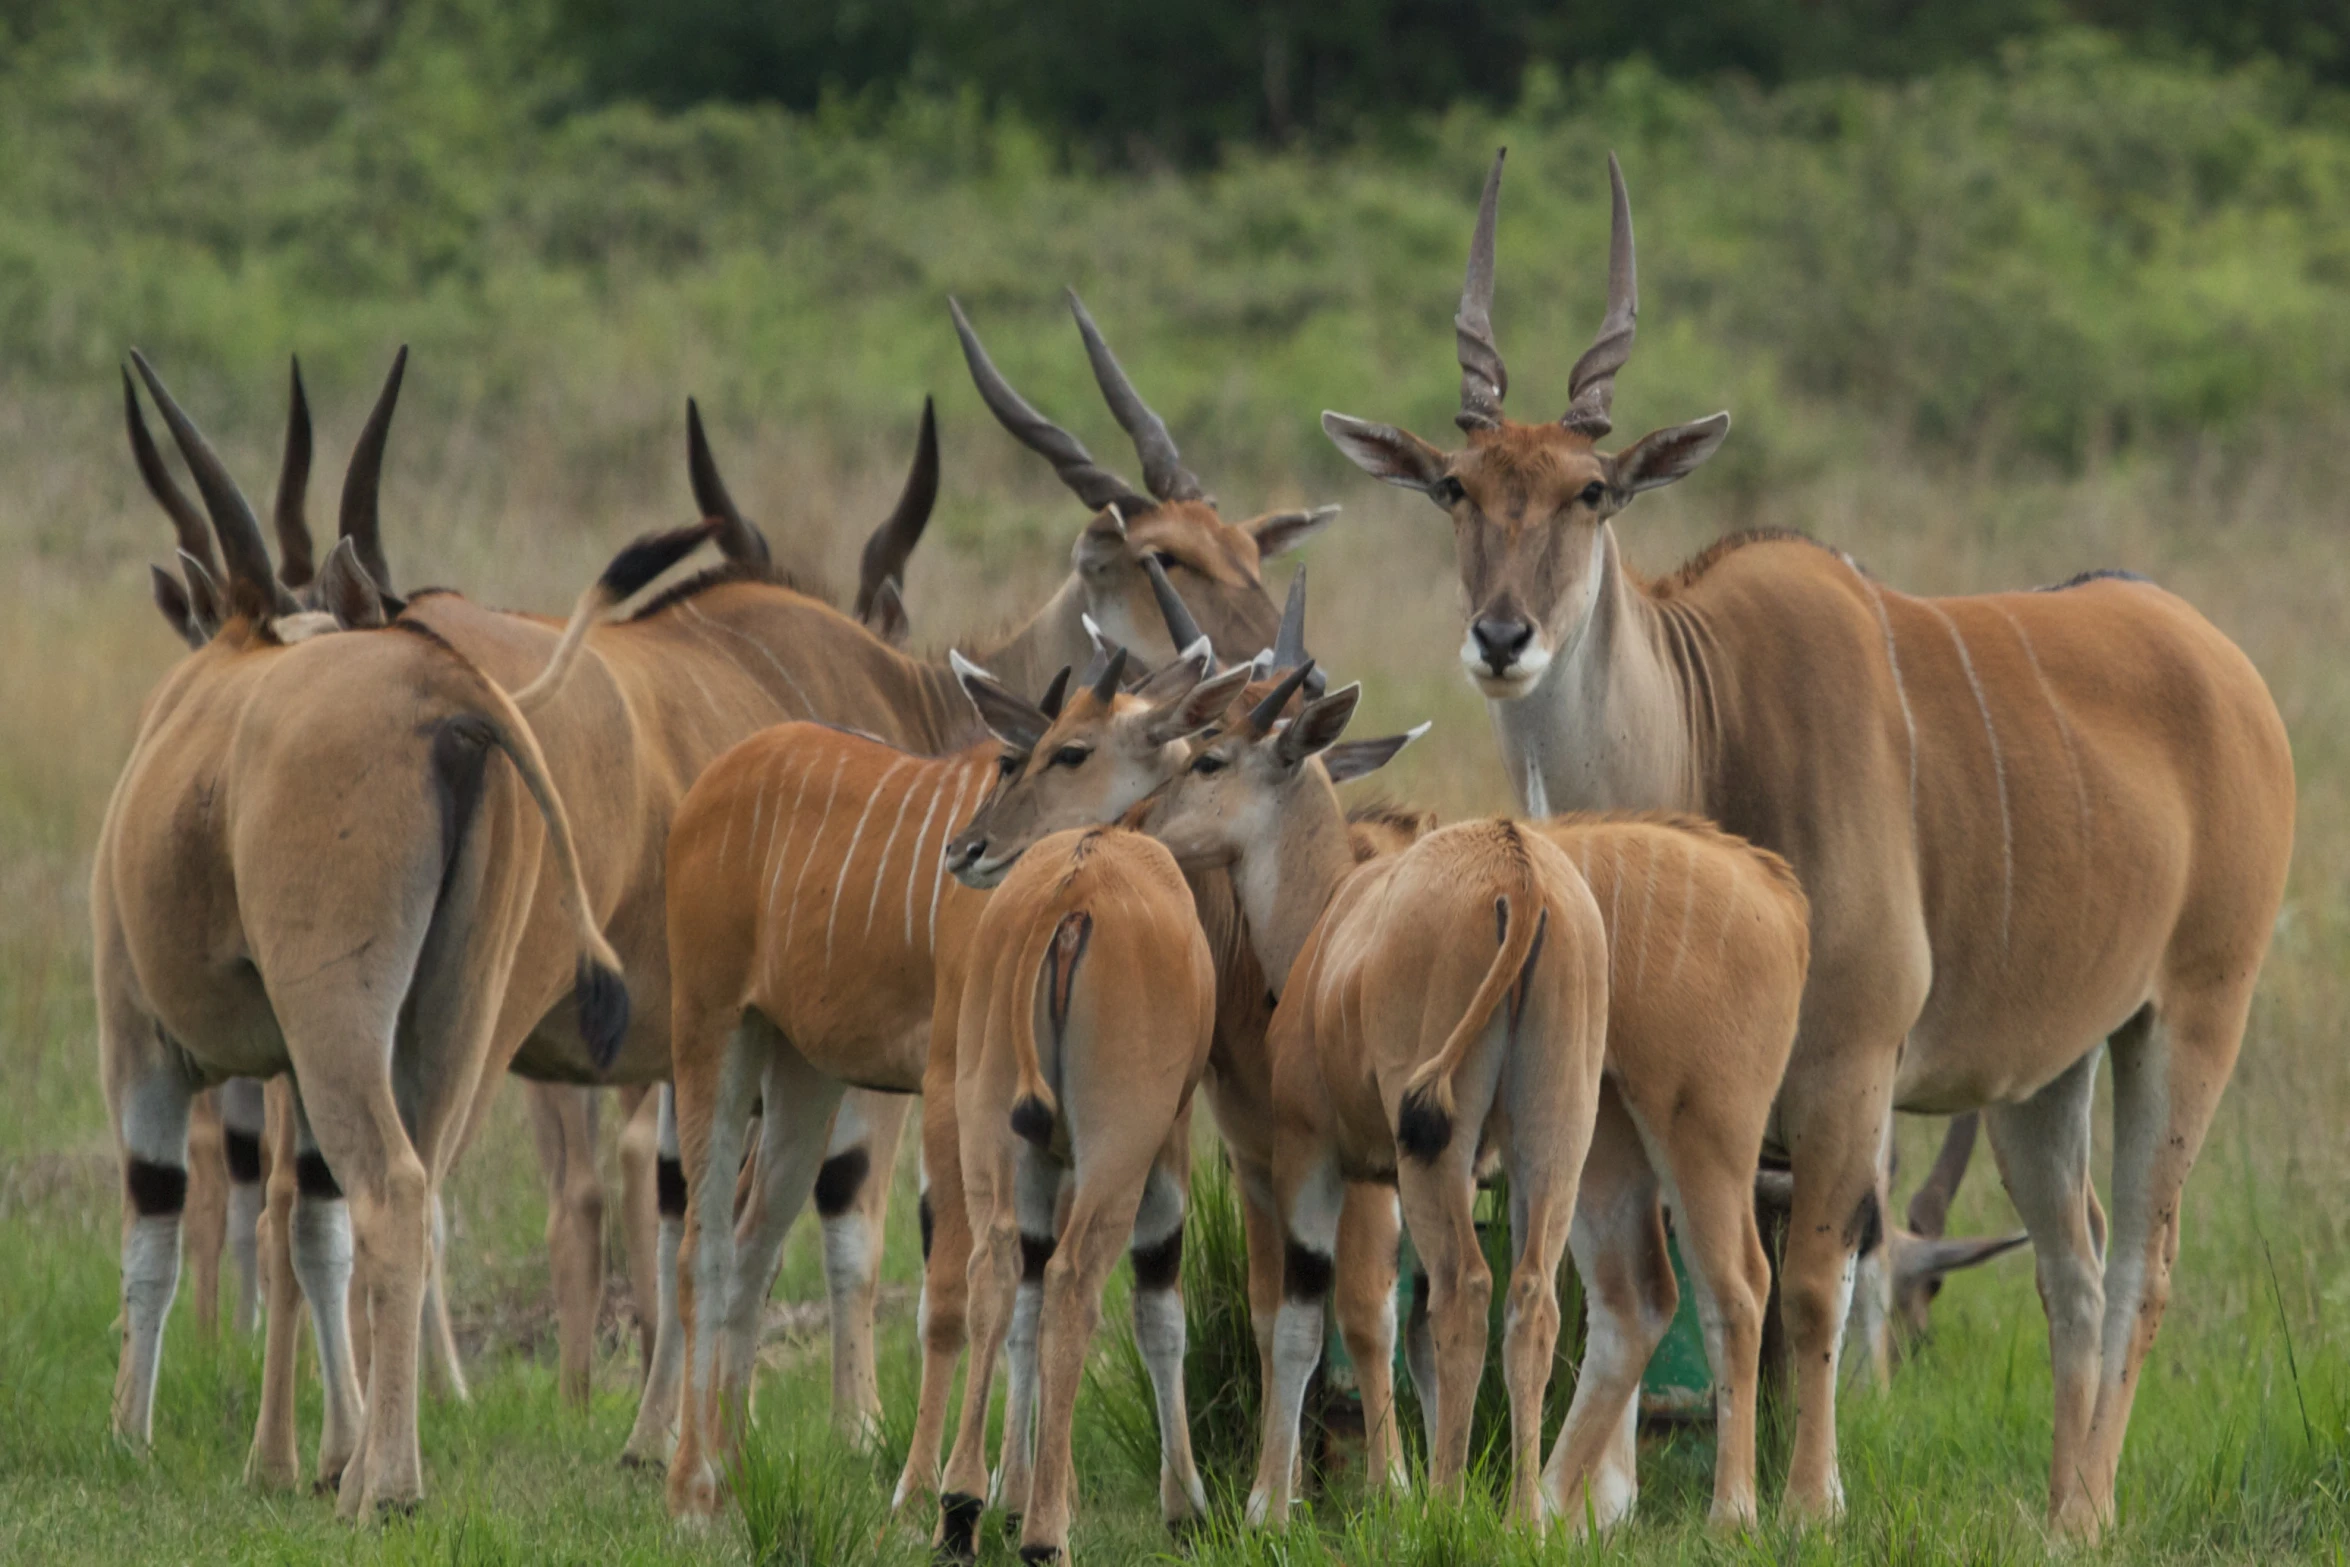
5 36 2350 1564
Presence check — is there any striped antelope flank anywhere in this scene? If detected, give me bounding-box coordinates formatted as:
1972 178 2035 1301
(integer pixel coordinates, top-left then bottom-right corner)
1320 149 2296 1536
96 354 677 1516
655 647 1226 1524
949 640 1814 1528
944 826 1218 1565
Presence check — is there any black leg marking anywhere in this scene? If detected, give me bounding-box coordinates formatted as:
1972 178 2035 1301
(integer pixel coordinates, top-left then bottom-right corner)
125 1159 189 1217
937 1491 985 1562
919 1191 935 1261
1018 1547 1062 1564
656 1156 687 1218
1284 1239 1334 1304
1021 1232 1056 1283
1129 1227 1183 1292
223 1128 264 1184
813 1147 871 1218
295 1150 343 1201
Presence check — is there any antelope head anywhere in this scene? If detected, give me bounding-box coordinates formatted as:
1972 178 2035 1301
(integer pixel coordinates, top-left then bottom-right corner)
952 291 1337 664
946 639 1247 890
946 570 1415 884
128 348 409 647
1321 151 1730 698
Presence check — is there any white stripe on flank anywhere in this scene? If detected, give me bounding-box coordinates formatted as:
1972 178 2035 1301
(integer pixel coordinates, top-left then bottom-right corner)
1924 600 2014 953
762 756 818 992
1858 571 1920 847
1666 832 1697 988
828 758 911 970
903 772 951 947
781 754 849 967
1604 841 1623 984
1995 605 2092 851
680 600 818 718
866 761 928 940
1631 836 1658 992
745 775 769 876
928 765 978 948
716 768 741 865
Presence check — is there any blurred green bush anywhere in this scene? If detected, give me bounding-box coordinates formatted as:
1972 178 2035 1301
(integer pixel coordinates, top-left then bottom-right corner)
3 5 2347 477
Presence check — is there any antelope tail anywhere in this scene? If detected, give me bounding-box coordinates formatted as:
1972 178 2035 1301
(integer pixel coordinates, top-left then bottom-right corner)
1009 910 1092 1148
510 521 716 712
441 655 631 1070
1396 893 1549 1162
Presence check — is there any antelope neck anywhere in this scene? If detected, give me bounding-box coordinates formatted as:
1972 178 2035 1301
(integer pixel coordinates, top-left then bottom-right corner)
1489 526 1714 816
1230 769 1361 996
880 575 1100 755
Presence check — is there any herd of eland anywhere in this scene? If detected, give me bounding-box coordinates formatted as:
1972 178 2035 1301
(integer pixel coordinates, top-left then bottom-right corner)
91 149 2292 1553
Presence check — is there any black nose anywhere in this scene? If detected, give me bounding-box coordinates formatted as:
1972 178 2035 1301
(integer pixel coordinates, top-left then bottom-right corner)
1472 616 1533 672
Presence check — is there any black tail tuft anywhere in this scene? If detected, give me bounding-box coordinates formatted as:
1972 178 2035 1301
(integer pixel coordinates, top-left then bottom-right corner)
601 521 717 601
576 957 631 1073
1395 1087 1453 1163
1009 1095 1056 1149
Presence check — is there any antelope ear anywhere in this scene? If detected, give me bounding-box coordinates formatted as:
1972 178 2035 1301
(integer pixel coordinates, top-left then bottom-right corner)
1277 682 1362 768
861 575 911 647
315 537 387 629
951 650 1050 751
150 565 203 649
1074 501 1143 573
1612 412 1730 495
176 549 223 637
1142 662 1250 745
1321 721 1428 784
1244 504 1339 561
1133 638 1213 703
1894 1230 2030 1292
1321 414 1447 493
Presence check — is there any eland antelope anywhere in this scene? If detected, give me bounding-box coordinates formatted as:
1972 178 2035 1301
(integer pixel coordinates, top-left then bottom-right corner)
97 353 681 1515
945 825 1218 1564
1319 149 2296 1535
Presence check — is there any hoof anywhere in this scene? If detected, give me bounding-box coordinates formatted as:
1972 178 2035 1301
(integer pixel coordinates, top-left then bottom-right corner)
1000 1511 1024 1541
936 1491 984 1563
1166 1513 1203 1545
1018 1547 1062 1564
618 1450 659 1473
374 1497 421 1522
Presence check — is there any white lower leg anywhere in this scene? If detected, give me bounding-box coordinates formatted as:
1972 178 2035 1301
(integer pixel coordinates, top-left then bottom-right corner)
292 1188 365 1481
623 1092 685 1464
994 1279 1042 1510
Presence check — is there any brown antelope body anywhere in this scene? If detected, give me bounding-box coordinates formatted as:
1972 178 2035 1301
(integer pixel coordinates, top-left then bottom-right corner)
96 359 652 1516
1180 718 1612 1526
951 638 1816 1526
947 827 1217 1563
1322 150 2296 1534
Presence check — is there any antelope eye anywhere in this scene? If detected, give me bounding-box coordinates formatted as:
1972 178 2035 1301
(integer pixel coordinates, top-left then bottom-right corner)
1579 480 1607 507
1431 476 1466 507
1147 550 1179 571
1052 745 1091 768
1189 753 1227 776
997 753 1023 777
